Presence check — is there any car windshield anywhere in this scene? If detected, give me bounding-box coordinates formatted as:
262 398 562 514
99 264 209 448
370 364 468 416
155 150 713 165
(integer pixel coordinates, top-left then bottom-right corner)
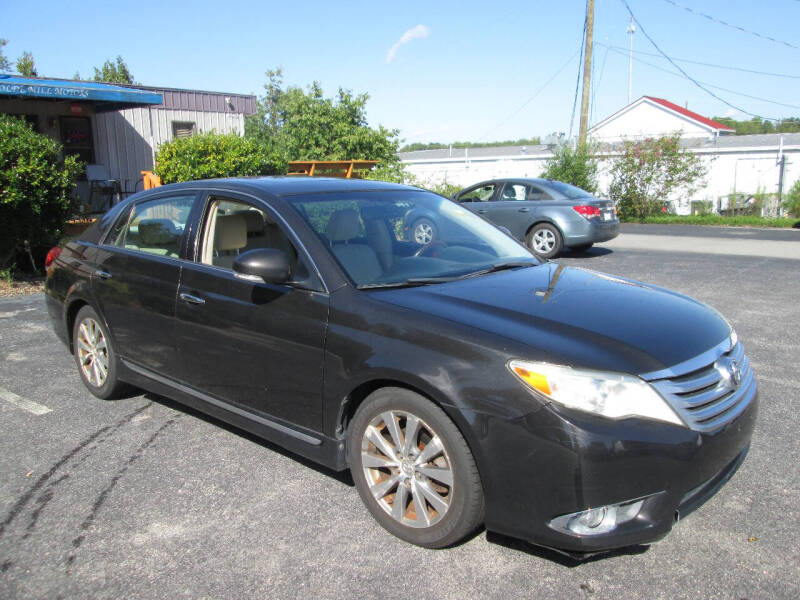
543 180 592 199
288 190 538 287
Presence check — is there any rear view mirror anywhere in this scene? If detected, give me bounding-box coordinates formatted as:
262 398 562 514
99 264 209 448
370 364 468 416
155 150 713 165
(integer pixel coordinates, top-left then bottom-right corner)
233 248 290 284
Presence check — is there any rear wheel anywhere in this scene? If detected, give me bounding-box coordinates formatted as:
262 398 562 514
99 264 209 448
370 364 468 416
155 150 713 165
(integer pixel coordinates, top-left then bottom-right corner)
526 223 563 259
72 306 128 399
411 218 437 245
348 388 484 548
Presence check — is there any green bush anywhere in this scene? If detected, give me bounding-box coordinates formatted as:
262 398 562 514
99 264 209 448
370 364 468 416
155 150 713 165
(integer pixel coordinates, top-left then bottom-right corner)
154 131 287 184
540 143 598 193
609 135 706 222
783 179 800 217
0 115 82 272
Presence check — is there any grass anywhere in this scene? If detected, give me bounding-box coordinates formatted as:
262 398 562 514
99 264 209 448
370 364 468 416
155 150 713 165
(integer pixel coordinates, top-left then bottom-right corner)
621 214 800 228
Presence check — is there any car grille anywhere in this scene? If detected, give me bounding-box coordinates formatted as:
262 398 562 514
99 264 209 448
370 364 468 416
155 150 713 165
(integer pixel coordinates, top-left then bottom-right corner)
648 342 756 433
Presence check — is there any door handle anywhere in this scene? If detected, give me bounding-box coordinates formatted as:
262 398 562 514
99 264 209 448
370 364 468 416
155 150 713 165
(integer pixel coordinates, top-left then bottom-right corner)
518 207 531 213
94 269 112 280
179 292 205 306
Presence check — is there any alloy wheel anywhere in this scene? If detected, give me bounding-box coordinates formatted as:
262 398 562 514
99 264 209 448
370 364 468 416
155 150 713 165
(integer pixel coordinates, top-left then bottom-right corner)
532 229 556 253
361 410 454 528
413 222 434 245
76 317 109 387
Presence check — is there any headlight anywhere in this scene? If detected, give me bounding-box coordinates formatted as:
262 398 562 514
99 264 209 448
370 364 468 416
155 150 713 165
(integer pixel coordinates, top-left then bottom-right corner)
508 360 684 426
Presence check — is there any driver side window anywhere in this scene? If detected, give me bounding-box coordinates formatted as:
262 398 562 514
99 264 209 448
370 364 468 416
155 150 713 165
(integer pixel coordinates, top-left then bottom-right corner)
459 184 495 202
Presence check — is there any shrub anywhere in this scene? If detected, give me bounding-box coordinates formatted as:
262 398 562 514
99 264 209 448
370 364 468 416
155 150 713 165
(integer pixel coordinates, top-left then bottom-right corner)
540 143 598 193
154 131 286 184
0 115 82 272
609 135 706 222
783 179 800 217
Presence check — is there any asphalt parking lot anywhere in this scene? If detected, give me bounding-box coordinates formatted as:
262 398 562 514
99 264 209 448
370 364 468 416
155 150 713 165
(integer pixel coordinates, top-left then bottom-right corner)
1 225 798 599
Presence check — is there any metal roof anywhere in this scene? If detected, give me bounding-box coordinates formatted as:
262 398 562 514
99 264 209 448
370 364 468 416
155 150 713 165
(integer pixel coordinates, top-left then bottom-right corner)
644 97 735 132
399 134 800 162
0 74 162 108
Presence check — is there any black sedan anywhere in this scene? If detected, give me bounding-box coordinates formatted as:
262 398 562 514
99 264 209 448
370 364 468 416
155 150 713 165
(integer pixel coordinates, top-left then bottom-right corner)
45 177 757 555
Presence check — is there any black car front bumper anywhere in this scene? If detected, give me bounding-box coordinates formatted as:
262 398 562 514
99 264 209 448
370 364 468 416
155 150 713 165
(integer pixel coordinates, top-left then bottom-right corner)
473 390 758 554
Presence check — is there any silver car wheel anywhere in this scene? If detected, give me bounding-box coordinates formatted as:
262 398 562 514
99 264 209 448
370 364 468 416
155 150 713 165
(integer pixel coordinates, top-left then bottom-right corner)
413 222 434 245
361 410 454 528
532 229 556 253
76 317 109 387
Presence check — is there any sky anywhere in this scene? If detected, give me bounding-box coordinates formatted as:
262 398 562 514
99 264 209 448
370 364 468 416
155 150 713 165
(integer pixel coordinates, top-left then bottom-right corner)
3 0 800 145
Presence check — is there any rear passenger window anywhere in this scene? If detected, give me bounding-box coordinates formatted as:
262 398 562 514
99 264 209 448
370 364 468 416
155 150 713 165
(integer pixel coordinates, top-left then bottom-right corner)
198 197 299 274
114 195 195 258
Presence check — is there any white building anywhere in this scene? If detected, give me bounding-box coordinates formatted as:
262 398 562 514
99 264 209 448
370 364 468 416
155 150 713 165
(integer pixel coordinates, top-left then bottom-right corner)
588 96 735 143
400 97 798 214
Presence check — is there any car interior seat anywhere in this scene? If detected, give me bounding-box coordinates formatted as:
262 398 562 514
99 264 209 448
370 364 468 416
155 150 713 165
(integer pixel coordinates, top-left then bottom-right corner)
326 209 383 283
137 219 180 256
213 214 248 268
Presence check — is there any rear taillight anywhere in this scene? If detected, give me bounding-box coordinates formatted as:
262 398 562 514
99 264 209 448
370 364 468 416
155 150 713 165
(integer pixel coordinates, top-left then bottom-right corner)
45 246 61 268
573 205 601 219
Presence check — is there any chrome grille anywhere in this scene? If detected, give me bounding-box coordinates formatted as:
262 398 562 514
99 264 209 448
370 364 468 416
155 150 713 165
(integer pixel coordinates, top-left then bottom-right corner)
647 341 756 433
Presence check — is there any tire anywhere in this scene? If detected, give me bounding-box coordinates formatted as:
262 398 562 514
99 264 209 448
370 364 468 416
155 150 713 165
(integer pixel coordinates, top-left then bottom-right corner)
72 305 128 399
348 387 484 548
526 223 563 259
411 218 437 245
569 243 593 253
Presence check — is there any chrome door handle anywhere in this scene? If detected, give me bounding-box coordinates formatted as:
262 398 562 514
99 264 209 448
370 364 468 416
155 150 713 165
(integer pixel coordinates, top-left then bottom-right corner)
179 292 205 306
518 207 530 213
94 269 112 280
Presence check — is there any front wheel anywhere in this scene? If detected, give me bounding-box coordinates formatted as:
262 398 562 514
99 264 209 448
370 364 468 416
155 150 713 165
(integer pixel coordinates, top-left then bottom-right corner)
348 388 484 548
526 223 563 259
72 305 128 399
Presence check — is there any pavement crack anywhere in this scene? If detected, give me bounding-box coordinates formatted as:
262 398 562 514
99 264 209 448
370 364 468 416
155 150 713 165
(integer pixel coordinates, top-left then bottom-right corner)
66 417 179 567
0 401 152 540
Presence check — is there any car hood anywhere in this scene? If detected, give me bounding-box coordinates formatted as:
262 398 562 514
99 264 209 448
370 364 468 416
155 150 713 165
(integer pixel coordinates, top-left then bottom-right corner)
370 263 731 375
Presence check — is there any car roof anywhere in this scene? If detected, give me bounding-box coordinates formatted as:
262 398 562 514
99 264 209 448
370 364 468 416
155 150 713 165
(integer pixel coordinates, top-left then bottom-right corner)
130 176 417 199
465 178 560 188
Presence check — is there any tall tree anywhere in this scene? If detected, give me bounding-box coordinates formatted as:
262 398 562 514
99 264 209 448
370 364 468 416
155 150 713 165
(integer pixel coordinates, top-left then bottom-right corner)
0 39 10 71
16 51 36 77
245 68 403 180
92 56 134 84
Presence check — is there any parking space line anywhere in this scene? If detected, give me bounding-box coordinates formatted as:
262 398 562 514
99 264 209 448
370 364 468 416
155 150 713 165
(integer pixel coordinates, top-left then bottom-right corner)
0 386 52 415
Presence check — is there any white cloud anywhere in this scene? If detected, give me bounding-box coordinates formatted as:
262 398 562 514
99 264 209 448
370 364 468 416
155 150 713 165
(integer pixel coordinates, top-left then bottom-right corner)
386 25 430 64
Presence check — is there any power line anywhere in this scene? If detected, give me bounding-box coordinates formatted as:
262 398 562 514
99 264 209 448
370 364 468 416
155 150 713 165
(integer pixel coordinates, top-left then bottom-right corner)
619 0 778 121
603 45 800 111
476 47 581 141
595 42 800 79
659 0 799 50
568 5 589 139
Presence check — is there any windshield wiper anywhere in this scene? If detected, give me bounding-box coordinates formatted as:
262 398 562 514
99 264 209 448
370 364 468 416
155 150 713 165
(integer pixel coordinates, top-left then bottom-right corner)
357 277 454 290
459 260 538 279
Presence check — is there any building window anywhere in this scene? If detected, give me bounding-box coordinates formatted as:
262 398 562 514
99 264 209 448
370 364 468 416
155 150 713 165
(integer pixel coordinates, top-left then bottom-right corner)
172 121 196 139
60 116 94 166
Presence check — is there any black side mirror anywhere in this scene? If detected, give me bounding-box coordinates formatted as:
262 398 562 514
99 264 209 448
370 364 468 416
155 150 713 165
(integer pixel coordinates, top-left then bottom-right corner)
233 248 290 284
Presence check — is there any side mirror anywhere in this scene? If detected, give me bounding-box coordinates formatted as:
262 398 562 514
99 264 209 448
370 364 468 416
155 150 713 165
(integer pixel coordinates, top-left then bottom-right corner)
233 248 290 284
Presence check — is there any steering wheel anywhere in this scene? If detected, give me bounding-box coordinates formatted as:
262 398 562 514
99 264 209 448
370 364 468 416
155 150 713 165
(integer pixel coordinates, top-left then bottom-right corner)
413 240 447 258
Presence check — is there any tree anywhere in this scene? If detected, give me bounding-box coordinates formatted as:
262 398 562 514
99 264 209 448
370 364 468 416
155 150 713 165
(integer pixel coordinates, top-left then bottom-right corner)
540 143 598 193
16 51 36 77
0 115 82 271
93 56 134 84
154 131 286 184
0 39 10 71
245 68 404 180
608 135 706 222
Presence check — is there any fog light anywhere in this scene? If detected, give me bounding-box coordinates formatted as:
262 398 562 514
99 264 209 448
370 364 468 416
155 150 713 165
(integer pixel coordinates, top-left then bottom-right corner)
549 498 645 536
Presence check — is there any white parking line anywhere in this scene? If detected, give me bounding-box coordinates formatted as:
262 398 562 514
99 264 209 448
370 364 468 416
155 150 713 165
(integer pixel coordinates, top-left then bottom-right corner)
0 386 52 415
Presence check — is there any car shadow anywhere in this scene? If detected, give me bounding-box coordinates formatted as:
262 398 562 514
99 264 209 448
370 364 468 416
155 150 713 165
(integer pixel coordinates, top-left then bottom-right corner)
566 247 613 258
139 391 355 487
485 531 650 566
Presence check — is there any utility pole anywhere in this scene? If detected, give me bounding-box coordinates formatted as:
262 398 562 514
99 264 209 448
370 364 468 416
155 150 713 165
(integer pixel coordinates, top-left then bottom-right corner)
627 15 635 104
578 0 595 145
